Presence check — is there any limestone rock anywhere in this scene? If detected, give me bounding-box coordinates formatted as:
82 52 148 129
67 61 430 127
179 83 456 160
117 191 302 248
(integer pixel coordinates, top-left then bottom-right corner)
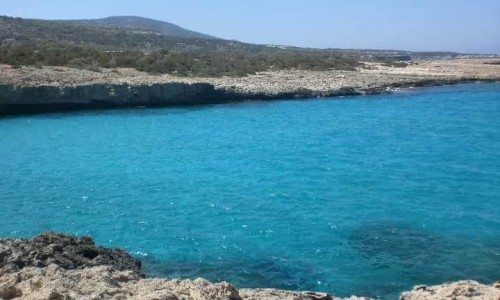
0 265 241 300
399 280 500 300
1 59 500 116
239 288 370 300
1 233 498 300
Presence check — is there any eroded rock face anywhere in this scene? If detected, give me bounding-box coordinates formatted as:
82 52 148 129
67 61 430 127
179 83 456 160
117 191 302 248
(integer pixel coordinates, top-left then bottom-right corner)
0 264 372 300
0 264 241 300
0 264 366 300
0 233 143 277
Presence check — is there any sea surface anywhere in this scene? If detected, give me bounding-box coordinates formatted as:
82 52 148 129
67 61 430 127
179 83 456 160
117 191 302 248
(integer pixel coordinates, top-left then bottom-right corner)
1 83 499 299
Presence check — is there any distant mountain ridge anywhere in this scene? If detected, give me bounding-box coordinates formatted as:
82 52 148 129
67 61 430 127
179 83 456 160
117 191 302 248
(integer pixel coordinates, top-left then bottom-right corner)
57 16 218 40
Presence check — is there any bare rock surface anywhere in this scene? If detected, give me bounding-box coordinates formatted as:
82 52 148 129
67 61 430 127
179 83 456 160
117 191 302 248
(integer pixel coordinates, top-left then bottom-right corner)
0 233 143 277
399 280 500 300
0 233 498 299
239 288 370 300
0 59 499 115
1 59 499 90
0 233 366 300
0 265 239 300
0 264 373 300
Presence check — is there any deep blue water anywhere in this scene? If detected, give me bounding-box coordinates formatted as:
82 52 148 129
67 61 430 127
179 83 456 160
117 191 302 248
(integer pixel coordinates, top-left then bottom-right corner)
1 83 499 299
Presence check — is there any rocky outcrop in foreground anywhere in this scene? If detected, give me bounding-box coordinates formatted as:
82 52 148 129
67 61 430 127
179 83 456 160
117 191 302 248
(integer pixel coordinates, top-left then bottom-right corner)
0 233 498 300
399 281 500 300
0 232 142 278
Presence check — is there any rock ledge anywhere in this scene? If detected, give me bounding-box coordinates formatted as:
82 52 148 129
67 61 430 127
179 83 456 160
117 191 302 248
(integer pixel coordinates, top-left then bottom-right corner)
0 233 498 300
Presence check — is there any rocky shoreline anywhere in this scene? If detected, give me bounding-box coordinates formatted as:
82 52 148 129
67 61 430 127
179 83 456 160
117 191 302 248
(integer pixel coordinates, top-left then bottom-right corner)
0 59 499 116
0 233 498 300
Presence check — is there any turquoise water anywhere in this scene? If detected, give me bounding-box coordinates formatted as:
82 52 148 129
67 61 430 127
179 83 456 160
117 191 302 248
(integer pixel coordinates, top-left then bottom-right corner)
1 83 499 299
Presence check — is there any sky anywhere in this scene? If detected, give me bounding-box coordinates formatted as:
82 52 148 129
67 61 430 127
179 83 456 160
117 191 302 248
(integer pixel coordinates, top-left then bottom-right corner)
1 0 499 54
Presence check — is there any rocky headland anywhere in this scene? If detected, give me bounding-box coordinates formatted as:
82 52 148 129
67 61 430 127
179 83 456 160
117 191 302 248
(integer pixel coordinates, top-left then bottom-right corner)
0 233 498 300
0 58 499 115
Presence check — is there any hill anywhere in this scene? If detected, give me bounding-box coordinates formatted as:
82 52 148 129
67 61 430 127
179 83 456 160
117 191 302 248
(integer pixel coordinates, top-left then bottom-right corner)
0 16 367 76
58 16 218 40
0 15 468 77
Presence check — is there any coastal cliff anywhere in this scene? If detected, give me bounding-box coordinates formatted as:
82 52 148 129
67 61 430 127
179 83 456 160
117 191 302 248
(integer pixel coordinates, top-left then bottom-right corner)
0 82 221 115
0 82 365 115
1 59 499 116
0 233 498 300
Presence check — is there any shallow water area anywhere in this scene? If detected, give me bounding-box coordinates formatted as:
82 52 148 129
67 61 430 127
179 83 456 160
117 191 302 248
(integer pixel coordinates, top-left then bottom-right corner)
1 83 499 299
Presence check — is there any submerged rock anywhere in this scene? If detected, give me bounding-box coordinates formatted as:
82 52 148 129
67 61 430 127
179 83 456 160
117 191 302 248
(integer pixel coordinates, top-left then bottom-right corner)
145 255 325 292
348 222 443 264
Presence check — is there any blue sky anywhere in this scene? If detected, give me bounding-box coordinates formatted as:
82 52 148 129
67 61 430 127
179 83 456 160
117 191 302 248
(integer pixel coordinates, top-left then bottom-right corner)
1 0 499 54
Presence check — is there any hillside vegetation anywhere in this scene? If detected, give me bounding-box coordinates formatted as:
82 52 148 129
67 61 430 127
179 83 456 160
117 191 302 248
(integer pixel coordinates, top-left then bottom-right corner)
0 16 459 77
59 16 218 40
